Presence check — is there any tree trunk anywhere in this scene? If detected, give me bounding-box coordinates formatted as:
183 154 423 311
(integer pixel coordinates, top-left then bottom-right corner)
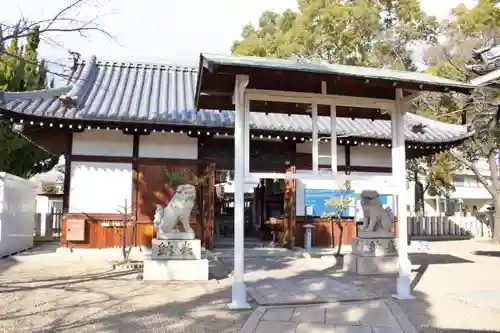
336 222 344 257
330 219 334 248
121 222 127 261
493 198 500 242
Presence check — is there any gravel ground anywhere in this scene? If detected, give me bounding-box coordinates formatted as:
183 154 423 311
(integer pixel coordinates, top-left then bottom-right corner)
0 260 251 333
1 239 499 333
330 239 500 333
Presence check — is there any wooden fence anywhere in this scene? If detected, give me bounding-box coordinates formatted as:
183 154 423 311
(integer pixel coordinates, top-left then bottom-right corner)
34 211 63 241
407 216 491 239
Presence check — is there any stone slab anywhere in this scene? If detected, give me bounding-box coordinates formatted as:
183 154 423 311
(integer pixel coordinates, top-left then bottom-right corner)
246 277 377 305
352 237 397 257
151 238 201 259
343 253 398 275
143 258 209 281
239 300 416 333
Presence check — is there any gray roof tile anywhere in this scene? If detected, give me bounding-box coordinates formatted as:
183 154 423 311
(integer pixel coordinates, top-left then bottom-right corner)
202 53 475 92
0 56 472 144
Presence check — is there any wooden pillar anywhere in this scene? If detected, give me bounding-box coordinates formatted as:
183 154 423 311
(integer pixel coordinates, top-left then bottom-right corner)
61 131 73 248
284 166 297 248
202 163 216 250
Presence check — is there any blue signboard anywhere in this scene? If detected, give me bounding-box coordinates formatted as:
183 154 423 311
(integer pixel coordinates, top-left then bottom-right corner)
305 189 396 219
304 189 356 217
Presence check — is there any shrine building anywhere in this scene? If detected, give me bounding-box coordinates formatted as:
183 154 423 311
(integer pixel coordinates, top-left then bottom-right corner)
0 54 474 250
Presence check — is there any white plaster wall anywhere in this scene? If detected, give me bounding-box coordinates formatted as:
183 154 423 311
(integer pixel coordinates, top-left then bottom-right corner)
69 161 133 214
296 143 346 165
72 130 134 157
139 132 198 159
295 169 394 216
350 145 391 167
296 143 390 167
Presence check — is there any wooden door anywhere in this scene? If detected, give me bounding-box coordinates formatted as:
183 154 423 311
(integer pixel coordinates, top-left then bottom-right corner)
202 163 216 249
284 166 297 248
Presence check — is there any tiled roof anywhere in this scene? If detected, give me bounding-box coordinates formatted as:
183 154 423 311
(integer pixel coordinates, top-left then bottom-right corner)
0 55 473 144
201 53 475 92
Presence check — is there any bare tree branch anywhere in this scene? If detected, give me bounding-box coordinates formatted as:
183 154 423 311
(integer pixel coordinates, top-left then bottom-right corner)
0 0 116 45
451 150 496 197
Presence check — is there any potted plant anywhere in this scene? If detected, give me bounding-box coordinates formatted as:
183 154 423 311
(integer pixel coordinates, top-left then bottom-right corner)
322 181 353 257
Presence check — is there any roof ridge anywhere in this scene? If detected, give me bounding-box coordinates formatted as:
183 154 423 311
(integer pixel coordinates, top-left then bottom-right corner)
64 55 98 103
1 86 72 102
77 56 197 71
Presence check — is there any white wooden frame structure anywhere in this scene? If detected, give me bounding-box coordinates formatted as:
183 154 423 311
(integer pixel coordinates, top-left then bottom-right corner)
229 74 416 309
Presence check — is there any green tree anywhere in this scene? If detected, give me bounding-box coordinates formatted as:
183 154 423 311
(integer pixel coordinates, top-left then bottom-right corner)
323 181 353 256
407 153 459 215
23 25 41 90
232 0 456 216
422 0 500 241
0 0 114 178
0 23 25 91
0 24 56 178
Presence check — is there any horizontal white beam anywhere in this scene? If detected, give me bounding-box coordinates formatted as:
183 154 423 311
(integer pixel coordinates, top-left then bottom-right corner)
245 171 395 185
246 89 395 111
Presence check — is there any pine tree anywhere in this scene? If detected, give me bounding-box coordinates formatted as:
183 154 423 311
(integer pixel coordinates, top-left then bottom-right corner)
37 59 48 88
24 26 41 90
2 23 25 91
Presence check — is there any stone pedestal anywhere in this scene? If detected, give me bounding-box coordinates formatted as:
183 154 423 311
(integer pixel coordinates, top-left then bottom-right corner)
343 237 398 275
143 237 209 281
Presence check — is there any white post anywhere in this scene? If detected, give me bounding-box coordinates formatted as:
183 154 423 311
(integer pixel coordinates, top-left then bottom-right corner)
229 74 251 309
392 88 414 300
244 95 250 176
311 103 319 174
330 105 337 174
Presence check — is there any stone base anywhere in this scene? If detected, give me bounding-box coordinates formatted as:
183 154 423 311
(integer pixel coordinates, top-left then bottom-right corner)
344 236 398 275
151 238 201 259
343 253 398 275
156 231 195 240
143 258 209 281
352 236 398 256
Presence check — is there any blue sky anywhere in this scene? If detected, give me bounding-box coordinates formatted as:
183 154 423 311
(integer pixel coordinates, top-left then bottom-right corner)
1 0 475 82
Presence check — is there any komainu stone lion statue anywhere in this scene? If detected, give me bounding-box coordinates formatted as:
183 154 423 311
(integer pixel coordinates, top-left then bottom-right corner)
360 190 394 236
153 184 196 239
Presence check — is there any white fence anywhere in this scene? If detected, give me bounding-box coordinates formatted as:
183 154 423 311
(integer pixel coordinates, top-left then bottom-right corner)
407 216 491 238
